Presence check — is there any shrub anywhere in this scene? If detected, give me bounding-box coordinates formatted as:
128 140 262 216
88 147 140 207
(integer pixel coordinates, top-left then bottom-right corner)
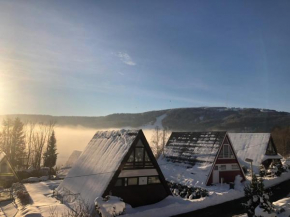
16 190 30 205
167 181 209 200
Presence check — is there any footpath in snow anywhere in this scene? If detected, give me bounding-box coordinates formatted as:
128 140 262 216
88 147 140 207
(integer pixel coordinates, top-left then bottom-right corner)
0 201 18 217
16 180 70 217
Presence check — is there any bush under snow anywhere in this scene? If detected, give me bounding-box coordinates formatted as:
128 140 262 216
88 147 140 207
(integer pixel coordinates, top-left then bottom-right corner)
95 196 125 217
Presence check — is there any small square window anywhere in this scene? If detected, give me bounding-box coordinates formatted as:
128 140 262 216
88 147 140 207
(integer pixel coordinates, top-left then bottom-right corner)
128 177 138 185
115 178 123 187
220 165 226 170
231 164 239 170
139 177 147 185
148 176 161 184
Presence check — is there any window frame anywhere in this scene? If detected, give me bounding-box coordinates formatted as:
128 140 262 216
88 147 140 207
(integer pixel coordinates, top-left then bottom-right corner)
114 176 161 187
123 141 154 170
218 144 235 159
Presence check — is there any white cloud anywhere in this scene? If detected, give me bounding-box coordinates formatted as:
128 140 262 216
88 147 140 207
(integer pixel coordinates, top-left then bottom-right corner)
115 51 136 66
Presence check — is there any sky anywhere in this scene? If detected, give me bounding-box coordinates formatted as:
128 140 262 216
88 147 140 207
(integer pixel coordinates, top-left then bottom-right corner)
0 0 290 116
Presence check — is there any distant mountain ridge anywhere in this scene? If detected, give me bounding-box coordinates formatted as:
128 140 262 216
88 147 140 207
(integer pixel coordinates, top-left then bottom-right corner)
1 107 290 132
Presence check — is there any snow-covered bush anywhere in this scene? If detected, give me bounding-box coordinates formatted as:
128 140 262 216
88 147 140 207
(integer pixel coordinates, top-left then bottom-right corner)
259 164 266 177
267 161 286 177
243 174 274 217
12 183 30 205
234 175 245 191
167 181 209 200
95 196 125 217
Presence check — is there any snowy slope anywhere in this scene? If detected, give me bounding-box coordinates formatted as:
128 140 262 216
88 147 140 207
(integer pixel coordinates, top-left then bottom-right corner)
16 181 69 217
141 114 167 129
57 129 139 210
229 133 271 173
158 156 212 187
65 150 82 167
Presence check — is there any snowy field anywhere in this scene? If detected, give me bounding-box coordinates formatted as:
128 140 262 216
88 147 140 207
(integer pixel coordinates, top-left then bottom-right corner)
14 170 290 217
15 180 70 217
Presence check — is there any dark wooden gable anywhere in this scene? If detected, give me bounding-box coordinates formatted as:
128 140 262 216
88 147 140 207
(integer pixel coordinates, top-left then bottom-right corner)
265 136 278 155
103 130 171 207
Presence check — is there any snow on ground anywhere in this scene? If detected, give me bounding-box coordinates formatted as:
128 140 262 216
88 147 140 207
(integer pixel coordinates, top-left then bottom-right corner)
239 196 290 217
0 201 18 217
16 180 70 217
274 197 290 217
159 158 212 187
15 170 290 217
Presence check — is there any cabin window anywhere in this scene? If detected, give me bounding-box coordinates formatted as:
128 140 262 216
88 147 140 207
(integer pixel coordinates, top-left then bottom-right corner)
214 166 218 170
148 176 161 184
124 140 154 169
220 165 226 170
231 164 239 170
128 177 138 186
115 176 161 187
115 178 123 187
139 177 147 185
219 144 234 159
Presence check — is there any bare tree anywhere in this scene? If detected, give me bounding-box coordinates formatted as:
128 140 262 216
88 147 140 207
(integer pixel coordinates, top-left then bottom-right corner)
161 128 170 156
24 122 35 169
32 121 55 169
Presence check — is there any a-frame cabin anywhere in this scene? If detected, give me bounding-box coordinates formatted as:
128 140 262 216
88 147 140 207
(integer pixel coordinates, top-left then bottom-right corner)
57 129 171 211
159 131 246 186
228 133 282 173
0 151 18 186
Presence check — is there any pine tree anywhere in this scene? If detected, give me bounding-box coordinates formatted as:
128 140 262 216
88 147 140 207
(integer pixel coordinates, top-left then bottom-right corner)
243 175 263 217
0 117 26 170
43 131 57 178
243 174 275 217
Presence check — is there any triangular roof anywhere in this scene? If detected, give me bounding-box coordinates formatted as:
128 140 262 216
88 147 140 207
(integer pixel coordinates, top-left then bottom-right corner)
164 131 227 165
65 150 82 167
228 133 282 173
57 129 170 209
0 151 18 180
159 131 227 186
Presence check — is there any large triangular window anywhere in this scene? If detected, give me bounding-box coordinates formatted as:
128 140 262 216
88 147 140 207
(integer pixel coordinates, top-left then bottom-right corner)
124 140 154 169
218 144 234 159
266 141 276 155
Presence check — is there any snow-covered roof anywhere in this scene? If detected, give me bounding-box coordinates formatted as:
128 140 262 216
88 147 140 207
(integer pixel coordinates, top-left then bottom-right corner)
65 150 82 167
56 129 139 209
159 132 226 187
164 132 226 165
228 133 279 173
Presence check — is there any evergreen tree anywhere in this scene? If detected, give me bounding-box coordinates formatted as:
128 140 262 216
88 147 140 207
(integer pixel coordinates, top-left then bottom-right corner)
43 131 57 177
243 174 275 217
243 175 264 217
0 117 26 170
11 118 26 169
